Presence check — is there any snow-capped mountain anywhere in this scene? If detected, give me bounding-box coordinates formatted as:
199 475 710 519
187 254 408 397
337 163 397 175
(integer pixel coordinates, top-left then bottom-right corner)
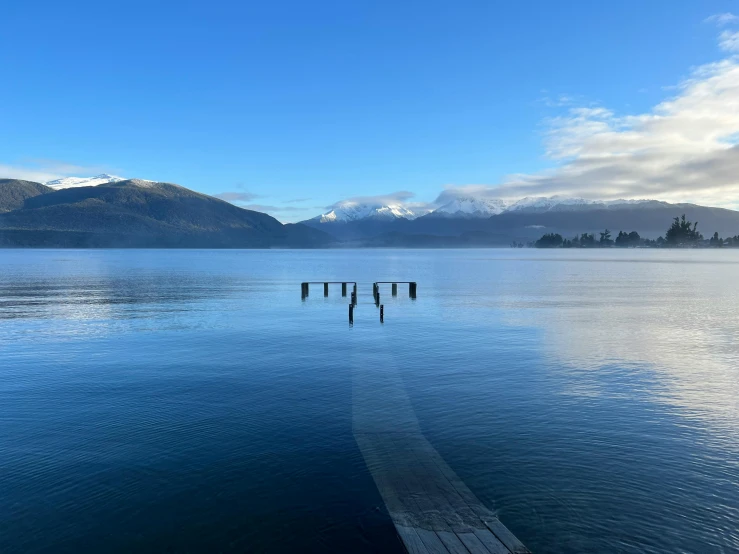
507 195 596 212
506 196 654 212
432 194 653 217
432 196 510 218
305 194 656 226
312 201 431 223
45 174 126 190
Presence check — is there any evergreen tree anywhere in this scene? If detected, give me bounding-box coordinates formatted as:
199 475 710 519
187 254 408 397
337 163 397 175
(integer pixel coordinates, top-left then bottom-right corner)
535 233 564 248
599 229 613 246
580 233 596 247
665 214 702 245
709 232 723 247
615 231 641 247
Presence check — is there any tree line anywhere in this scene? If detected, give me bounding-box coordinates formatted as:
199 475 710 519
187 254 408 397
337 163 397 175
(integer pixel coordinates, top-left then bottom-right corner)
531 214 739 248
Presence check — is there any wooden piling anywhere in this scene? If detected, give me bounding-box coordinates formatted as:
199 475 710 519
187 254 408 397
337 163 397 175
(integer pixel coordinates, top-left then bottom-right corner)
324 282 329 297
342 282 347 296
380 304 384 322
409 282 417 299
376 292 380 307
349 303 354 324
392 283 397 296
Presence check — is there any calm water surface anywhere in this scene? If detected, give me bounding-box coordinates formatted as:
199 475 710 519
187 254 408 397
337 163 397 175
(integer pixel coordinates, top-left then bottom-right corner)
1 249 738 553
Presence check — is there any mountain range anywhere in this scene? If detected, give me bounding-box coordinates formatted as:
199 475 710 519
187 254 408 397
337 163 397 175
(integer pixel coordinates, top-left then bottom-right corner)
0 177 330 248
308 195 658 222
2 174 739 247
301 196 739 245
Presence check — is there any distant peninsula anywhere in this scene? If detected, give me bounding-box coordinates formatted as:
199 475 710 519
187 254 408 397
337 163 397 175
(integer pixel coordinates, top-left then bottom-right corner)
531 215 739 248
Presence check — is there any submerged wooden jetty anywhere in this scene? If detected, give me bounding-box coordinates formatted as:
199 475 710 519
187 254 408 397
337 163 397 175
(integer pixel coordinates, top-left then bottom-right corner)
302 280 530 551
355 431 529 554
352 338 530 554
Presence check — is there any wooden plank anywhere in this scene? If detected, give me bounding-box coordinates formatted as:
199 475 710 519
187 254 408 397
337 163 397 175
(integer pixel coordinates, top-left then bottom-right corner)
416 528 453 554
423 451 528 553
458 532 494 554
406 440 513 553
396 525 430 554
425 449 495 519
414 447 474 532
473 529 510 554
351 340 529 554
372 433 449 531
402 436 482 532
484 521 530 554
368 433 424 524
354 433 415 527
437 531 474 554
360 431 447 534
385 433 452 532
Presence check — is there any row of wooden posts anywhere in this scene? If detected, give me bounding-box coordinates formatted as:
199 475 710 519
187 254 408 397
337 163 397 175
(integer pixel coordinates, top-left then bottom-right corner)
301 281 357 305
302 281 416 324
300 282 416 300
372 281 417 305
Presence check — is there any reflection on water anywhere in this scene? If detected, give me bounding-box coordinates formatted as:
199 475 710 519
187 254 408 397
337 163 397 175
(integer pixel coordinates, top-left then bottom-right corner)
0 275 241 318
1 249 738 553
499 253 739 443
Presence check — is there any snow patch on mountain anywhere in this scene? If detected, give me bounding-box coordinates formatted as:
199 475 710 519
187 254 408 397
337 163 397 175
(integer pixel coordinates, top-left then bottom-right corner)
507 195 596 211
433 196 510 217
45 173 126 190
307 194 656 224
314 201 429 223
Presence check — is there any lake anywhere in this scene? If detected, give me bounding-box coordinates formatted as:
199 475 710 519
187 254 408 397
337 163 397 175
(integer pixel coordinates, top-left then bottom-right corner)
1 249 738 553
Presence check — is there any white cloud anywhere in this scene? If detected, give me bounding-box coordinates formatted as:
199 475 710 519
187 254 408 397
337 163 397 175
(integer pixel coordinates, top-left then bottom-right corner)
242 203 310 214
705 12 739 26
432 185 503 205
322 30 739 213
325 191 417 210
0 160 114 183
213 191 261 202
538 93 576 108
719 30 739 52
480 52 739 207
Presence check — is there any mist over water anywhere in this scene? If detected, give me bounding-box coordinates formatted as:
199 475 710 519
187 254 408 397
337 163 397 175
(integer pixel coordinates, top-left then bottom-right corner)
1 249 738 553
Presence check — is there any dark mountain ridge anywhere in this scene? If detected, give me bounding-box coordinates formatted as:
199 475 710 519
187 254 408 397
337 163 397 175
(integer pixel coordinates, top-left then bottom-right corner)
0 179 52 213
0 179 331 248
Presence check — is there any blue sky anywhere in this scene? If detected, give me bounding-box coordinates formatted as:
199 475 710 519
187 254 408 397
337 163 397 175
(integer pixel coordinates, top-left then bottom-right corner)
2 0 739 221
